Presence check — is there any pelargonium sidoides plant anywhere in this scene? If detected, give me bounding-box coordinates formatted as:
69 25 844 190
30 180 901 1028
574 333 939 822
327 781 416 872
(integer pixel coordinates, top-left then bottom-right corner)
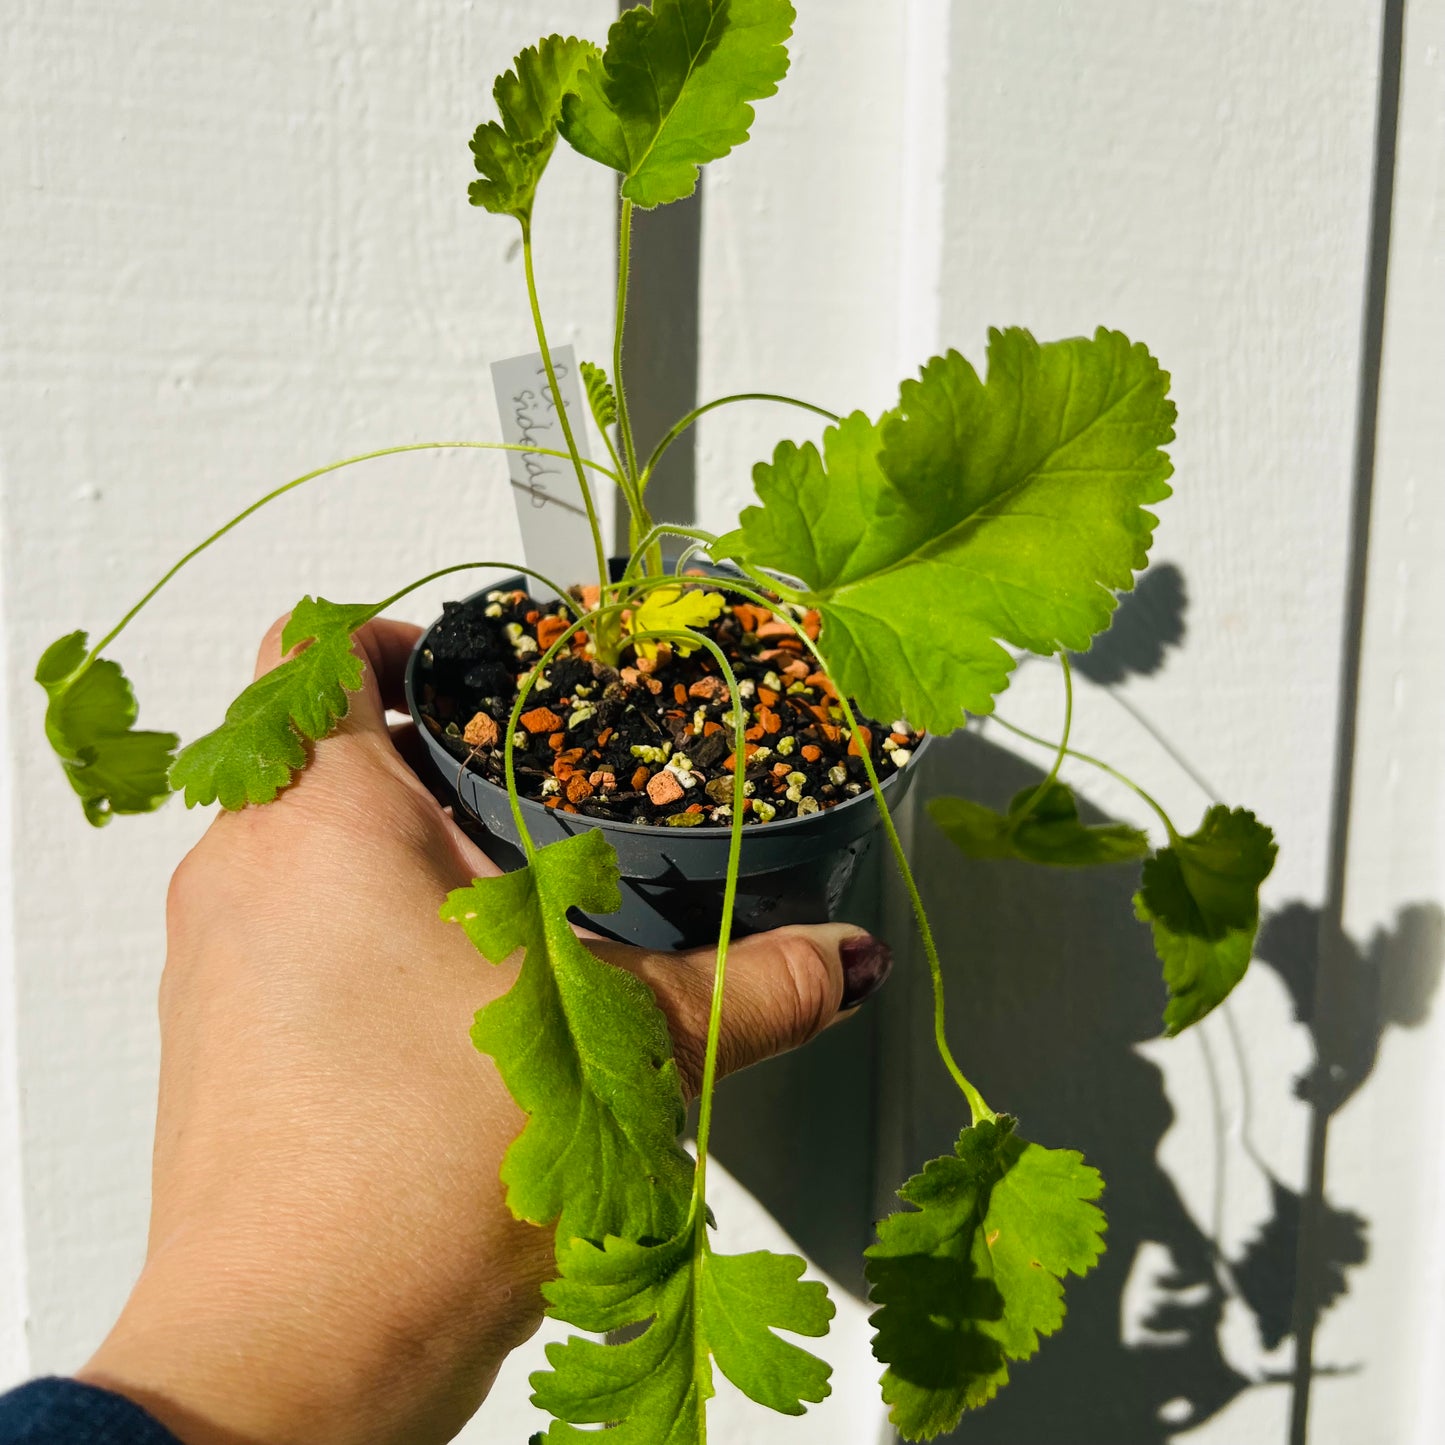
36 3 1276 1439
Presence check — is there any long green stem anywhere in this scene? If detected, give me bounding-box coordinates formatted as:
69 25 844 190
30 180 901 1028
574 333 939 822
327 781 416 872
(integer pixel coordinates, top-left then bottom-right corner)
609 199 659 570
520 222 610 602
644 572 994 1122
1006 654 1074 829
84 441 619 666
582 373 643 536
640 393 842 484
730 557 808 606
987 711 1181 840
367 561 583 620
832 688 993 1124
612 199 643 488
499 604 627 861
596 418 634 517
616 628 747 1218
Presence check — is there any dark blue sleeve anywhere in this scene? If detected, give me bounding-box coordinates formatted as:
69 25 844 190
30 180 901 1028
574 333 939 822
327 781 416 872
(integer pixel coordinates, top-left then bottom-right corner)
0 1378 184 1445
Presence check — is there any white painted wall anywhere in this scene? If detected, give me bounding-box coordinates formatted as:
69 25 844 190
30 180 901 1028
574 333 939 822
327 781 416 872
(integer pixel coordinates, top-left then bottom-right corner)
696 1 1444 1442
3 2 1443 1444
0 0 619 1431
930 3 1377 1440
0 471 30 1385
1315 3 1445 1439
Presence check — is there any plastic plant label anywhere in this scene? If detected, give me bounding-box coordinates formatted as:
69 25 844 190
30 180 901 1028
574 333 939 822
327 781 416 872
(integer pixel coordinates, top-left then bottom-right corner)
491 344 600 599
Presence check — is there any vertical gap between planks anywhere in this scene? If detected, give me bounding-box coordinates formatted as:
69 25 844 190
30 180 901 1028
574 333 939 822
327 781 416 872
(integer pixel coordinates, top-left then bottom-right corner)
1288 1 1407 1440
614 1 702 557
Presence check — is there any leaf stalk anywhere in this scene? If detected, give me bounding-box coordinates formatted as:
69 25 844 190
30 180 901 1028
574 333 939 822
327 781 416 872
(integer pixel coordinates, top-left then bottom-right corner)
86 441 619 668
1003 654 1075 831
986 710 1181 841
639 392 842 484
649 565 996 1124
520 219 614 648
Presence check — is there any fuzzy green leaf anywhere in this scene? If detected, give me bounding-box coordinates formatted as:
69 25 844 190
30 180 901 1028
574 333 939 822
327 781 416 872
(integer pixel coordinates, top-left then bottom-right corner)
442 829 694 1243
559 0 794 208
580 360 617 431
627 585 726 661
533 1221 833 1442
1134 805 1277 1033
168 597 375 810
35 632 178 826
866 1118 1105 1440
469 35 600 223
929 783 1150 867
723 328 1176 733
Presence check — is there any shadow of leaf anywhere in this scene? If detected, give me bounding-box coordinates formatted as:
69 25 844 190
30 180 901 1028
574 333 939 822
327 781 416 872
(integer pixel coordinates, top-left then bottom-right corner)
1232 1175 1368 1351
1071 562 1187 684
868 1252 1008 1389
1256 900 1445 1111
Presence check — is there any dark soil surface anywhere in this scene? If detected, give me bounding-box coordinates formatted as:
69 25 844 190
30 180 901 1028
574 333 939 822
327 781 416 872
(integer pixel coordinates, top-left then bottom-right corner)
412 582 923 828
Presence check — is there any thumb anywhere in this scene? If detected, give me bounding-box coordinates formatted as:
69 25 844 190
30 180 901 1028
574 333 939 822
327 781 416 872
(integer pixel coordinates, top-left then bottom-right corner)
252 612 423 741
594 924 894 1100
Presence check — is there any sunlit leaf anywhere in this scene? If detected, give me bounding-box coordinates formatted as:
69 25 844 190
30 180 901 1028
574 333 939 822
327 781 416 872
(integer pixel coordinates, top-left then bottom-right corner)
1134 805 1277 1033
442 829 694 1242
560 0 794 208
470 35 600 224
169 597 376 810
722 328 1176 733
866 1118 1105 1439
627 585 726 661
35 632 177 826
533 1219 833 1441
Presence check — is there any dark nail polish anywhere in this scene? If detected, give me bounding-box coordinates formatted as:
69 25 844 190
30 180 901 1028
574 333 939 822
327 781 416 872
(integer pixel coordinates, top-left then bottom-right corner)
839 933 893 1010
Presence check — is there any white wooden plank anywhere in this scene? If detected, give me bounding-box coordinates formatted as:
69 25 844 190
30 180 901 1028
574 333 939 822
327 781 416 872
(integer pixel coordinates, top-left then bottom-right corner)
0 483 31 1385
917 4 1384 1441
0 3 615 1419
1310 0 1445 1438
695 0 910 533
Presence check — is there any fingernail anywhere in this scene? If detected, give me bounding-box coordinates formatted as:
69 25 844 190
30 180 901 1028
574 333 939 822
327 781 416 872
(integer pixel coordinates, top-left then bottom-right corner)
839 933 893 1010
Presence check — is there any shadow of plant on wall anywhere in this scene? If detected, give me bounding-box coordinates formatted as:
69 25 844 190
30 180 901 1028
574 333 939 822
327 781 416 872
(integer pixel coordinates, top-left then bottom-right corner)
708 566 1442 1442
910 730 1244 1444
1233 899 1445 1356
1069 561 1188 687
1255 899 1444 1114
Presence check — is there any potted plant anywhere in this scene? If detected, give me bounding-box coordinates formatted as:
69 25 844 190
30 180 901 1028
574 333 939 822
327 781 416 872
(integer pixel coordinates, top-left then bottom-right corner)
34 2 1277 1439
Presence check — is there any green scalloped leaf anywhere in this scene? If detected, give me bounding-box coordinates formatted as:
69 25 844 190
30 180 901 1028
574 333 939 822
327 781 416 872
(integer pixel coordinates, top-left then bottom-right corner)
442 828 694 1243
1135 805 1277 1033
929 783 1150 867
559 0 794 208
723 328 1176 734
168 597 376 810
626 584 725 661
866 1118 1106 1440
35 632 178 826
469 35 600 223
532 1220 833 1441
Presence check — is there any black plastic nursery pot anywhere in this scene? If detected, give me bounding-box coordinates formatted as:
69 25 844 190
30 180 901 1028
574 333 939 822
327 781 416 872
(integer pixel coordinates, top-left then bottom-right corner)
404 571 927 952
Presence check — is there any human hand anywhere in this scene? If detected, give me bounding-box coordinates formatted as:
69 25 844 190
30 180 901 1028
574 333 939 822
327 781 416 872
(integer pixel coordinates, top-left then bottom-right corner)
77 615 893 1445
